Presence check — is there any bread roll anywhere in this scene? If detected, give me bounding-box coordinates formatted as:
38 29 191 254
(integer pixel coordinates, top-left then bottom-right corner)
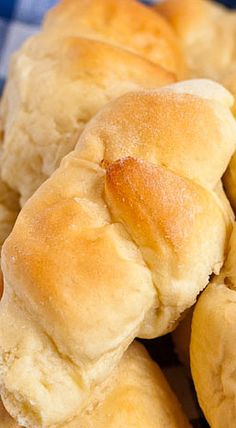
43 0 185 77
172 182 234 370
154 0 236 79
0 34 174 206
0 80 234 427
0 342 191 428
191 223 236 428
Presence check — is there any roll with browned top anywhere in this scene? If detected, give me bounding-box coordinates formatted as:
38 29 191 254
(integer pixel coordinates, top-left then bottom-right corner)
43 0 185 77
0 80 235 427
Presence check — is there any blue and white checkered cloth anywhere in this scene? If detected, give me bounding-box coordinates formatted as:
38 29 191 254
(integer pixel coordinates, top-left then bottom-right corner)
0 0 59 94
0 1 233 427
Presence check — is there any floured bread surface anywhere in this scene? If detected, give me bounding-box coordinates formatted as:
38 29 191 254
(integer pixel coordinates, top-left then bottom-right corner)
0 81 234 427
0 34 174 206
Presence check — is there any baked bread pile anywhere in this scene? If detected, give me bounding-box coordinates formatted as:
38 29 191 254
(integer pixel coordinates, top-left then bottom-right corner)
1 0 236 427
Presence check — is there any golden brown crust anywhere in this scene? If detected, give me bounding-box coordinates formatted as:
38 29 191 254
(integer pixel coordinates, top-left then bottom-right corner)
105 157 230 337
105 157 221 256
0 81 234 426
43 0 185 77
78 80 236 190
1 34 174 205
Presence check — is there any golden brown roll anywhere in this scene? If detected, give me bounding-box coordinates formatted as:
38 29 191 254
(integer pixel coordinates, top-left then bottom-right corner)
191 223 236 428
0 33 174 206
154 0 236 79
0 342 191 428
0 80 234 427
172 181 234 369
43 0 185 77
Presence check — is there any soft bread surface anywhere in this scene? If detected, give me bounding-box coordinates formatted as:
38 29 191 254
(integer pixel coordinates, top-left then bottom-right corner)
154 0 236 79
0 34 174 206
43 0 185 77
0 80 234 427
191 224 236 427
0 342 190 428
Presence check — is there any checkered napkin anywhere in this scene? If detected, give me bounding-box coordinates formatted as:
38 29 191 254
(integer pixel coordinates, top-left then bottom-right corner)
0 1 213 427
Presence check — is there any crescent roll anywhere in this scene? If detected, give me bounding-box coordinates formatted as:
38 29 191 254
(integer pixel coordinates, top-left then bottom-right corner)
43 0 185 77
0 34 174 206
0 80 235 427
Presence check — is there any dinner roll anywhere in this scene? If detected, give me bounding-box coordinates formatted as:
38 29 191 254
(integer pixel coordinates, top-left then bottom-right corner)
0 342 190 428
43 0 185 77
154 0 236 79
191 223 236 428
0 34 174 205
0 80 234 427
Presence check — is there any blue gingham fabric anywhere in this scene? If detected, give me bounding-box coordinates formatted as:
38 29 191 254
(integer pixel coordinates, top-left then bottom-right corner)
0 0 234 427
